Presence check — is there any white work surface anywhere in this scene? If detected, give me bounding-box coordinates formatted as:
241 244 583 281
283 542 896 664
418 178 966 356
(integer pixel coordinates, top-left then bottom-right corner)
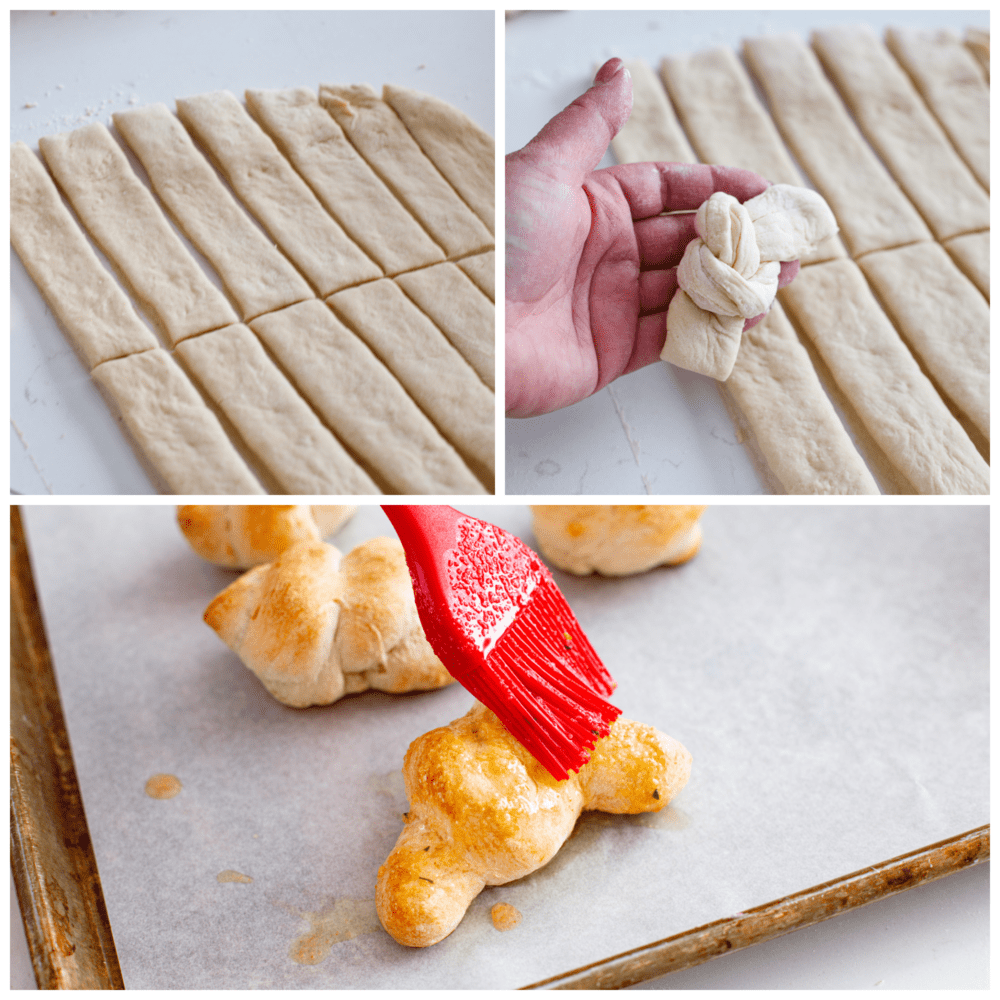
504 10 989 496
10 9 495 496
14 504 988 989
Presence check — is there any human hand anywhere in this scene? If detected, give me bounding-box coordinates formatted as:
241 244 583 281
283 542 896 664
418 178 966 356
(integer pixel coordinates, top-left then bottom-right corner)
505 58 800 418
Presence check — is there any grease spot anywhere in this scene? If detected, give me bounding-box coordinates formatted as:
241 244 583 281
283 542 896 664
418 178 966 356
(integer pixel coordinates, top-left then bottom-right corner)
217 870 253 884
288 898 381 965
535 459 560 476
491 902 522 932
145 773 182 799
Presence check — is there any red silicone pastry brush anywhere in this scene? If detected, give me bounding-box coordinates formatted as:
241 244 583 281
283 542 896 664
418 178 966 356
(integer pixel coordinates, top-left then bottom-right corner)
382 505 621 781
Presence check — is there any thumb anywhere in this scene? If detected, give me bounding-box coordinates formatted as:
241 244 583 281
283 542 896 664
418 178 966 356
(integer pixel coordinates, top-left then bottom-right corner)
519 58 632 182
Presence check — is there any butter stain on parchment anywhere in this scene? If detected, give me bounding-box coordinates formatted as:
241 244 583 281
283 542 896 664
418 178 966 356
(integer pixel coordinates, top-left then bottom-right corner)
145 773 182 799
217 870 253 884
288 898 382 965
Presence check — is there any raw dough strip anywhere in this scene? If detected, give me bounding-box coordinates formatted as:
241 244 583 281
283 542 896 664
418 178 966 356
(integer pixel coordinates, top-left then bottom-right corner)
742 33 932 257
724 302 879 494
175 324 380 496
250 300 486 496
857 242 989 442
10 142 159 369
382 84 495 234
318 84 494 258
456 250 495 301
779 259 989 495
113 103 314 322
175 90 382 296
394 263 494 389
610 59 696 165
811 25 989 242
38 123 239 345
964 26 989 80
885 27 989 191
327 279 495 491
659 47 841 266
244 87 445 275
942 231 989 300
91 348 264 495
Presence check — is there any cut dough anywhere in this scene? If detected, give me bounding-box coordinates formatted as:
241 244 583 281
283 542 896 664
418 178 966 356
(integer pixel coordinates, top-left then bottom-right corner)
456 250 495 301
885 27 989 191
610 58 696 164
530 505 707 575
204 537 452 707
38 123 238 344
811 25 989 241
250 300 486 495
942 230 989 300
319 84 493 258
382 84 495 234
175 90 381 295
779 259 989 495
659 46 847 266
965 26 989 80
244 87 445 275
394 263 495 389
91 348 263 494
742 33 932 256
113 103 314 321
175 324 380 495
10 142 158 369
724 303 879 495
858 242 989 441
327 279 495 491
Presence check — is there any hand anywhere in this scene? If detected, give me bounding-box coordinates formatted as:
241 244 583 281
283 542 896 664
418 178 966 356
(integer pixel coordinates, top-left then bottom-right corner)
505 58 800 418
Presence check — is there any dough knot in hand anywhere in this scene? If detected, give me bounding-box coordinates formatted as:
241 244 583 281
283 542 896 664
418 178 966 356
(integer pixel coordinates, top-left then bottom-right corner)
662 183 838 381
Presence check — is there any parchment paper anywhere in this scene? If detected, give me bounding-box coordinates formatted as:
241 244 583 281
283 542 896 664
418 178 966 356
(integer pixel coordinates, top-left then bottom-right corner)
21 504 988 988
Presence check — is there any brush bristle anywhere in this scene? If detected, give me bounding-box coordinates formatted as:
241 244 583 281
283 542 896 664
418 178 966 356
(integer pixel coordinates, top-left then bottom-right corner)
465 576 621 780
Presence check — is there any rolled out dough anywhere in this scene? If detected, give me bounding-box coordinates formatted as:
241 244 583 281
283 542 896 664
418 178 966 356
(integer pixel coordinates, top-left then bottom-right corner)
457 250 495 301
942 231 989 300
610 59 696 165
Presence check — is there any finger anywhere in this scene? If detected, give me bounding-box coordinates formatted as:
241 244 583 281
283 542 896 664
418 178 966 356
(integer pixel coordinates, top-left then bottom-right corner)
639 269 679 314
634 212 697 269
607 161 772 219
619 311 670 377
518 59 633 183
777 259 800 287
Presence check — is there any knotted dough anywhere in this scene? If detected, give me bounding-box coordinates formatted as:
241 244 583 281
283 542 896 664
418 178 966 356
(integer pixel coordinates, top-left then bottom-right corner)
661 184 838 380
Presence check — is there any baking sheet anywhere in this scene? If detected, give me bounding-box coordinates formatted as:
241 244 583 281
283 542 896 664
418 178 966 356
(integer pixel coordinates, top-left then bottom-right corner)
504 10 989 495
10 9 495 495
20 503 988 988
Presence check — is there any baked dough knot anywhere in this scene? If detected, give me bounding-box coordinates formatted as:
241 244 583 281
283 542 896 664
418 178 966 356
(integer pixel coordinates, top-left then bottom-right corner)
204 537 453 707
377 703 692 947
662 183 838 381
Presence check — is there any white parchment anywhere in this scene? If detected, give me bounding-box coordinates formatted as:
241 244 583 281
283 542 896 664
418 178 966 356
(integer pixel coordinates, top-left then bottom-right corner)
21 505 988 988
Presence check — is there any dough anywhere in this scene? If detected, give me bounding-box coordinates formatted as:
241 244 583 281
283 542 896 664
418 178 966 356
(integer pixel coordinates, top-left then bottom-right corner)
858 242 989 441
811 25 989 241
662 184 838 380
175 90 382 295
319 84 493 258
204 537 452 707
742 33 932 256
177 504 357 569
377 703 691 947
457 250 495 301
942 230 989 300
244 87 445 275
394 263 494 389
779 259 989 495
659 46 847 267
249 300 486 495
10 142 158 369
724 303 879 494
38 123 238 344
965 26 989 79
91 349 263 494
610 58 696 164
113 103 314 321
885 28 989 191
382 83 495 234
530 505 707 575
175 324 380 495
327 279 495 491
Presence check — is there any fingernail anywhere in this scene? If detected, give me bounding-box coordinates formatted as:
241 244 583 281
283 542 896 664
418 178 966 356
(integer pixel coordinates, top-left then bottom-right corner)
595 58 624 85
